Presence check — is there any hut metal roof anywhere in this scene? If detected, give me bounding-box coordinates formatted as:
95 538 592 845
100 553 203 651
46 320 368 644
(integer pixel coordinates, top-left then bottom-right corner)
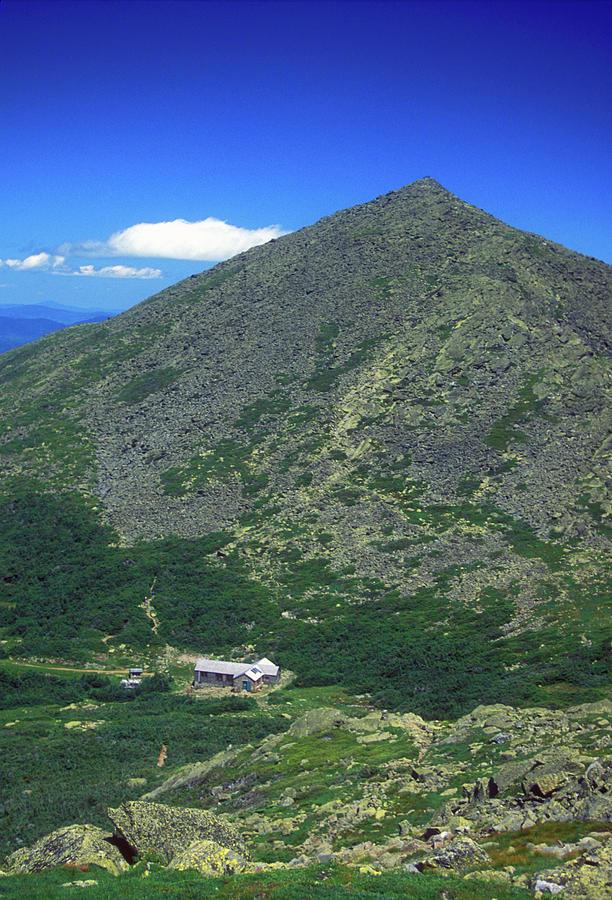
195 658 250 676
195 656 279 677
254 657 280 676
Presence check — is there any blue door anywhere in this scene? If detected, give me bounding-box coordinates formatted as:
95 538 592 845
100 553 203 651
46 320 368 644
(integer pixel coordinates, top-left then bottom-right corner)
242 680 250 691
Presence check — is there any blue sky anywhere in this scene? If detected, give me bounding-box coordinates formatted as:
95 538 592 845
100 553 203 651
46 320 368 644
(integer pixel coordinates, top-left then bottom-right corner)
1 0 610 311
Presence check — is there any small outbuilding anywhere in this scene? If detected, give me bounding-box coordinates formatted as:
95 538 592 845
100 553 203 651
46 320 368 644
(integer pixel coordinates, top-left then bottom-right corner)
121 666 143 689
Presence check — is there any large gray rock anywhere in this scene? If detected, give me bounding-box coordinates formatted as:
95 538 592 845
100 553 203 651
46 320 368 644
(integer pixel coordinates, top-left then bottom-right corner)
415 836 491 872
168 839 251 875
287 708 347 738
107 800 248 864
6 824 129 876
532 834 612 899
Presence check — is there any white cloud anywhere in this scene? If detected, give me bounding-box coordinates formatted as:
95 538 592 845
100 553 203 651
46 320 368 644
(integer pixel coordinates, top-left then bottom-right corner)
60 217 287 261
0 255 160 279
70 264 162 279
2 214 287 283
0 252 65 271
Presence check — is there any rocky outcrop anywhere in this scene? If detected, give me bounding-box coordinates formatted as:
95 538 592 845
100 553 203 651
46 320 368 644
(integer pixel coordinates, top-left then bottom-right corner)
529 833 612 899
426 703 612 835
6 824 129 877
437 751 612 834
142 746 244 800
286 707 348 738
107 800 249 865
168 839 251 875
412 836 491 873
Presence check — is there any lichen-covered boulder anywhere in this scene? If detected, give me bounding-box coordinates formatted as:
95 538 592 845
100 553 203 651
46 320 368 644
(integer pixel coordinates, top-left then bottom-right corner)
107 800 248 864
168 839 251 875
525 770 568 799
532 835 612 899
287 707 347 738
415 836 491 872
6 824 128 876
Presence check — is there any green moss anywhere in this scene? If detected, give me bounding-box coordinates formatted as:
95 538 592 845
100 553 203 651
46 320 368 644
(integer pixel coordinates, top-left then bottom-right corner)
370 276 393 301
457 475 482 497
235 392 292 430
285 405 319 430
116 367 183 404
485 374 544 451
176 267 240 303
504 522 566 570
307 322 380 392
160 436 266 498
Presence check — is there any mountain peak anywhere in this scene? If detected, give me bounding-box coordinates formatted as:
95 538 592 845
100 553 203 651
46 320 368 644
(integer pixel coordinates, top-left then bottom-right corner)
389 175 454 198
409 175 446 189
0 182 610 720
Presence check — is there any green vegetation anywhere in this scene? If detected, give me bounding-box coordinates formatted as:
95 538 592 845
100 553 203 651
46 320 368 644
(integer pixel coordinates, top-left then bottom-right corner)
116 367 183 404
277 579 523 719
0 485 278 658
174 266 240 303
0 669 171 710
0 862 530 899
161 436 268 498
306 321 380 392
2 481 609 719
485 374 543 451
0 688 287 859
235 391 291 429
370 276 393 301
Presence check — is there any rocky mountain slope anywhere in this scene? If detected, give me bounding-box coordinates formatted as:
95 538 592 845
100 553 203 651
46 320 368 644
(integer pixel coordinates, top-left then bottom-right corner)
0 178 610 713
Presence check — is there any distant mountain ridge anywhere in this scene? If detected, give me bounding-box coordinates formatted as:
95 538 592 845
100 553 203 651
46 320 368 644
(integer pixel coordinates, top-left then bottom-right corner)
0 302 111 353
0 178 610 713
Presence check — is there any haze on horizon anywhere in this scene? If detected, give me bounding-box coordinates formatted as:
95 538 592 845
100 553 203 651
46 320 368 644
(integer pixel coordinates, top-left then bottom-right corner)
1 0 610 314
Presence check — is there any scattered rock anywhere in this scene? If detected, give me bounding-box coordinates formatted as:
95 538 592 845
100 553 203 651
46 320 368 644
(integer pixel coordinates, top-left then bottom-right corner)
403 861 421 874
357 732 391 744
526 771 568 799
533 879 564 894
532 834 612 899
142 745 244 800
126 778 147 789
465 869 514 885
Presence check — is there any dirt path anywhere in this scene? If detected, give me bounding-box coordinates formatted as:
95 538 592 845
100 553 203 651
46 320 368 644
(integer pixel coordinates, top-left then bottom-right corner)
7 659 139 676
140 576 160 635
